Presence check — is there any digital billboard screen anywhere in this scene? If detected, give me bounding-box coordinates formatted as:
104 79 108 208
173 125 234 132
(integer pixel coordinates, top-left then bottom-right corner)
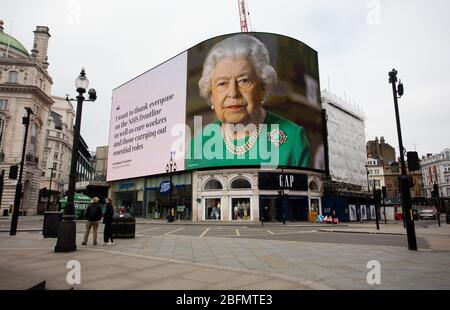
107 33 324 182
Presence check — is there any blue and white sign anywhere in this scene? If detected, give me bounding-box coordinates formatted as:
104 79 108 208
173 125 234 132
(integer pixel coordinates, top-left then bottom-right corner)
159 181 173 196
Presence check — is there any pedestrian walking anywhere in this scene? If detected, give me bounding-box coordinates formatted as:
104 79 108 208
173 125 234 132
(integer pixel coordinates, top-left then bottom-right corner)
170 207 175 222
82 197 103 245
102 198 115 246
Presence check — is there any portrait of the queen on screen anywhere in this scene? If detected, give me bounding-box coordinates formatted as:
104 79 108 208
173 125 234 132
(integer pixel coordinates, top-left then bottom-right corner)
185 33 323 170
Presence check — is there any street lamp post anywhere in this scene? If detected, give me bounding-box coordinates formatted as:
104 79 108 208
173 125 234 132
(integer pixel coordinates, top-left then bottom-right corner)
382 186 387 224
46 167 56 211
165 151 177 222
373 183 380 231
55 68 96 252
389 68 417 251
368 163 381 230
364 164 371 224
365 164 370 193
10 107 34 236
0 170 4 215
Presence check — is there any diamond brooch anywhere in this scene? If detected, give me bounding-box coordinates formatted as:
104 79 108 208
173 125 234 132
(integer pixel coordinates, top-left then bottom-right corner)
268 129 287 147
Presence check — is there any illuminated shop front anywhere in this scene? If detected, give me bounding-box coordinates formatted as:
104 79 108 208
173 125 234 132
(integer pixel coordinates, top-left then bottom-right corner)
144 172 192 220
192 168 323 222
111 179 144 217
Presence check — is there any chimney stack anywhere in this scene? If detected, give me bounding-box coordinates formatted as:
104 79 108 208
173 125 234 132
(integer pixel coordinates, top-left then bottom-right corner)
32 26 51 69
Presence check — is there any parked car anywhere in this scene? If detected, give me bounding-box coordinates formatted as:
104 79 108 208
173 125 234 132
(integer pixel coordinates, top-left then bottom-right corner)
419 209 437 220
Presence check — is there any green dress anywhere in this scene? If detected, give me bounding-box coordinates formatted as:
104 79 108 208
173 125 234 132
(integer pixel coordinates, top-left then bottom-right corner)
185 110 311 169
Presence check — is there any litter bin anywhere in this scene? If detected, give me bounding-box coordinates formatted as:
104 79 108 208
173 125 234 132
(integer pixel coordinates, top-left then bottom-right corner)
42 211 62 238
112 213 135 238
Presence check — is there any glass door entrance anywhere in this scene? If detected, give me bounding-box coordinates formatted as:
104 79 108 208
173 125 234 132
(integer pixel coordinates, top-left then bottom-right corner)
260 196 309 222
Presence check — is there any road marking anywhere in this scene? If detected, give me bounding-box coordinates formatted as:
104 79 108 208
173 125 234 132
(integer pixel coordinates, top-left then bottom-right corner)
136 227 161 234
267 230 275 235
235 229 240 236
199 228 210 238
164 227 184 235
222 230 318 237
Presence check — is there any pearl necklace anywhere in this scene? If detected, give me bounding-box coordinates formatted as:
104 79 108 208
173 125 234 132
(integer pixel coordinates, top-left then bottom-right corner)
221 111 265 155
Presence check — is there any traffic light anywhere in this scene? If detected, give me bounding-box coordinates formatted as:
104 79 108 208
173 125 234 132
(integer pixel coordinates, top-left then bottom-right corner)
375 189 382 201
407 151 420 171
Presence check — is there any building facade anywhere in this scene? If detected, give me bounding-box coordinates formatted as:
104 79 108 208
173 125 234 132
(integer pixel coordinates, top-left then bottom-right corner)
366 136 396 165
366 158 384 191
0 21 53 215
192 168 323 222
366 138 425 200
93 145 108 181
38 96 74 212
321 90 367 190
73 136 94 190
421 149 450 198
320 90 375 222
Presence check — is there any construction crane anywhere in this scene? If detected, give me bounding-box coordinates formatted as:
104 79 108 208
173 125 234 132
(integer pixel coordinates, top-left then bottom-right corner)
238 0 253 32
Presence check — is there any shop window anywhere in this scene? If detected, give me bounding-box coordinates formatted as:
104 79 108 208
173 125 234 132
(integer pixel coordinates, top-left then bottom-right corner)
232 198 250 220
310 199 320 213
204 179 222 190
230 178 251 189
205 198 221 220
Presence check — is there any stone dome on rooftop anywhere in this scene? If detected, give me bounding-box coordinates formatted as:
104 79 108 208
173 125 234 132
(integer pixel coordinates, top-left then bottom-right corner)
0 20 29 56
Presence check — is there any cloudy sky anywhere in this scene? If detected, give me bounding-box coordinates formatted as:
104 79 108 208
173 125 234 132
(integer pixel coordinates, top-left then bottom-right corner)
2 0 449 157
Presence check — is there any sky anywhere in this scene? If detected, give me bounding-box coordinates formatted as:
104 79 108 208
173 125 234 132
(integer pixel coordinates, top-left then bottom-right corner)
2 0 449 158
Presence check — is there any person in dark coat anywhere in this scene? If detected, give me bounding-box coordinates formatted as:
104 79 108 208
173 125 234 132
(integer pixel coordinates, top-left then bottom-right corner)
82 197 103 245
102 198 115 245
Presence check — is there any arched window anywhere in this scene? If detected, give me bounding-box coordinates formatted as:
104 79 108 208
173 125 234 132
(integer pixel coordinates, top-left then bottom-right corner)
8 71 18 83
309 181 319 191
230 178 251 189
204 179 222 190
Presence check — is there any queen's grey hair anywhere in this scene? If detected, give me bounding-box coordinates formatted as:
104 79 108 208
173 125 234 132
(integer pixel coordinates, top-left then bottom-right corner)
198 34 277 103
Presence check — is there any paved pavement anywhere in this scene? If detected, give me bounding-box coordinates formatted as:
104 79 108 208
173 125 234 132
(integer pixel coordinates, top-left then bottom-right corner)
0 216 450 290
